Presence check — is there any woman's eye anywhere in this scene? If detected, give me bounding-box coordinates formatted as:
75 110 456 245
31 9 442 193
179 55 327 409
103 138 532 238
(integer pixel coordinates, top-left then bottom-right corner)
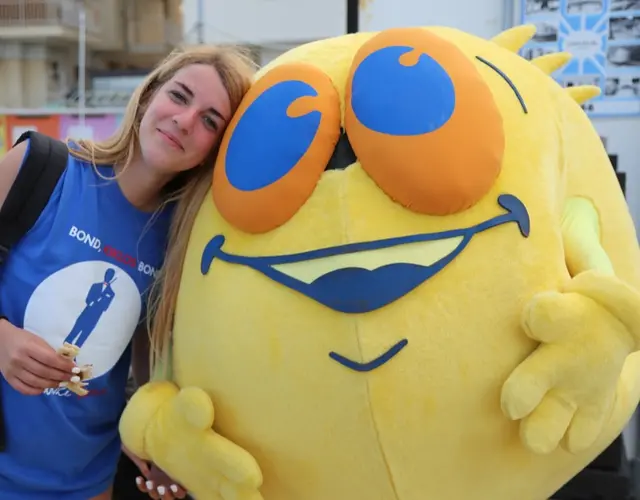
203 116 218 130
170 90 187 103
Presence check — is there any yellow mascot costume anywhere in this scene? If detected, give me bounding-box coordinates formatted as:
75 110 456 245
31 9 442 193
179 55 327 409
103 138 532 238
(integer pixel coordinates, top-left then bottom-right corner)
120 23 640 500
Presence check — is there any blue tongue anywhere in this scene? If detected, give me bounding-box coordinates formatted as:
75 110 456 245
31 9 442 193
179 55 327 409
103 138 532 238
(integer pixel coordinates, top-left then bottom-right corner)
307 262 438 313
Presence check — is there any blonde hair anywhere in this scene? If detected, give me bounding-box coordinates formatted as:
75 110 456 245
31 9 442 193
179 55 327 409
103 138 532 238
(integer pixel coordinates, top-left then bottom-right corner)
67 44 256 377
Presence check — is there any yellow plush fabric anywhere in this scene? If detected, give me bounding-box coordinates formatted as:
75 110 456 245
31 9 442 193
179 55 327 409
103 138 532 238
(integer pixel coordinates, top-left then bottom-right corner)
119 24 640 500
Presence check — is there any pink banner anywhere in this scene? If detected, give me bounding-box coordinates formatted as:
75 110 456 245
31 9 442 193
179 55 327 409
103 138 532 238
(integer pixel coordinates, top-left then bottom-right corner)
58 115 119 142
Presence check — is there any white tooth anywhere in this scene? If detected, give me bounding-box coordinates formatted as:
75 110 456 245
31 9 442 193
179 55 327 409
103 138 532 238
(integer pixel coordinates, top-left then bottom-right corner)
271 236 463 284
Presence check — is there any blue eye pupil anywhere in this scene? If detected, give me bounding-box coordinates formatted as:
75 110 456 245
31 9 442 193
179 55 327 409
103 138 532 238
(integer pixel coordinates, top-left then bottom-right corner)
226 80 322 191
351 46 456 136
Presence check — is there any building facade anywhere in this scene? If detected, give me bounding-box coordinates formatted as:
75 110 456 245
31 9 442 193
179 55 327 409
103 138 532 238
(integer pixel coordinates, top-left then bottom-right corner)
0 0 182 109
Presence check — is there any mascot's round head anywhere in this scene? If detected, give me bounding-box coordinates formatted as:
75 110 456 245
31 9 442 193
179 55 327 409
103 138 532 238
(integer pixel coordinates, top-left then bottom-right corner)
173 24 640 500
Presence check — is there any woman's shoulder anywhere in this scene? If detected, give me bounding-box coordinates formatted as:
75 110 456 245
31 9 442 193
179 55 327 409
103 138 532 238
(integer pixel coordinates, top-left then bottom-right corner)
65 143 115 179
0 141 30 210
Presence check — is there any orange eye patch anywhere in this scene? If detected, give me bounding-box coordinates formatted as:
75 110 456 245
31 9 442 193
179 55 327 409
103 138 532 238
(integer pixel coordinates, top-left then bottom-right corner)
212 63 341 233
345 28 505 215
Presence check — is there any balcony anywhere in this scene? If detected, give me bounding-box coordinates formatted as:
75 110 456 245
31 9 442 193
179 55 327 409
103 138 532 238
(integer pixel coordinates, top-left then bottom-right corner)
91 0 182 58
126 20 181 54
0 0 101 43
123 0 181 55
47 88 134 109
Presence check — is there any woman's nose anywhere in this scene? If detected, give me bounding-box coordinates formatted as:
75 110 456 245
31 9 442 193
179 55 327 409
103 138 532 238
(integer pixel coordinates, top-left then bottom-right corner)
173 109 198 132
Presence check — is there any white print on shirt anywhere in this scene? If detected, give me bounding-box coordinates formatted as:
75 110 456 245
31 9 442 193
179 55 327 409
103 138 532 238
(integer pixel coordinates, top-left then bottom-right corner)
23 261 142 393
68 225 158 278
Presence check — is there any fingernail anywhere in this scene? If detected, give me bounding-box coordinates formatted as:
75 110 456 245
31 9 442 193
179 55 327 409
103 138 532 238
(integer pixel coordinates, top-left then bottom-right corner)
58 381 67 388
72 367 81 374
135 477 143 485
70 375 80 383
146 480 154 490
157 486 166 495
170 484 178 493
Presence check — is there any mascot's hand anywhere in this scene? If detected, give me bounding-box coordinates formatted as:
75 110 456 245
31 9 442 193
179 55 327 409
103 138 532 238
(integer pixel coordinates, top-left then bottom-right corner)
120 382 263 500
500 270 640 455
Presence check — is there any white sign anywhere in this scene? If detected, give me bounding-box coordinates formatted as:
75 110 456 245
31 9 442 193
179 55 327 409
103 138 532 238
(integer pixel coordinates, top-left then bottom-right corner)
12 125 37 144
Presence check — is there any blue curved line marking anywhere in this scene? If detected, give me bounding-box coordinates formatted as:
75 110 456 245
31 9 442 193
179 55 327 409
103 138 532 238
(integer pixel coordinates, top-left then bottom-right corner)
329 339 409 372
476 56 528 114
200 194 530 314
202 194 528 270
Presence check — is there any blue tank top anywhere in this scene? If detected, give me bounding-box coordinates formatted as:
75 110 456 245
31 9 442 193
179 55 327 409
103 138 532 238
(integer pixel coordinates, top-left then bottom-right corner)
0 140 173 499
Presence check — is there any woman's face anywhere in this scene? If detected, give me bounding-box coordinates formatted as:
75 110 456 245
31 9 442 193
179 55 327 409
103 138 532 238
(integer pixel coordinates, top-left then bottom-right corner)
139 63 232 175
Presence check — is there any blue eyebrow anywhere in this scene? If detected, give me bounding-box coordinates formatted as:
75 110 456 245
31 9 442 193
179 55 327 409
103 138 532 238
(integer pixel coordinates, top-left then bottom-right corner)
475 56 528 114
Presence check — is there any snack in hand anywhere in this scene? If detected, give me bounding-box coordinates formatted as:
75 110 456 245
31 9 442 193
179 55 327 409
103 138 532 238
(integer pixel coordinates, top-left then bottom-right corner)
57 342 93 397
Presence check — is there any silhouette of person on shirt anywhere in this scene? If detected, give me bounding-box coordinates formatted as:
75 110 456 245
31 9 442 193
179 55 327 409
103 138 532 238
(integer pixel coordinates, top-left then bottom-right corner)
64 268 117 348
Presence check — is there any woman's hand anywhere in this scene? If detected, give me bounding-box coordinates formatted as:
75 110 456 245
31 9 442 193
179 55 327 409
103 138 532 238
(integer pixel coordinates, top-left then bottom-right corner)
122 445 187 499
136 464 188 499
0 319 77 395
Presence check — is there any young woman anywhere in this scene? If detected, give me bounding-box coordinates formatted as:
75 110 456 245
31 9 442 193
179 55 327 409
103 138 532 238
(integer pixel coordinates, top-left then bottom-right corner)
0 44 255 500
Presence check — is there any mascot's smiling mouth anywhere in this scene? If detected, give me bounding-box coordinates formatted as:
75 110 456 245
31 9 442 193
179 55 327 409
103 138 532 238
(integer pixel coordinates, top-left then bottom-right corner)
201 194 529 372
201 194 530 315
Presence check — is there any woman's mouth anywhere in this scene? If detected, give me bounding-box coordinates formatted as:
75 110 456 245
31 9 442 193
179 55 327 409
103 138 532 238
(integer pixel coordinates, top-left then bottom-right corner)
158 129 184 150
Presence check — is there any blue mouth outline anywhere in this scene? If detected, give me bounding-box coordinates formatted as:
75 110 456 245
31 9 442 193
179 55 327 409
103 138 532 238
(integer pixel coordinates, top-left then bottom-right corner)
200 194 530 314
201 194 529 372
201 194 529 313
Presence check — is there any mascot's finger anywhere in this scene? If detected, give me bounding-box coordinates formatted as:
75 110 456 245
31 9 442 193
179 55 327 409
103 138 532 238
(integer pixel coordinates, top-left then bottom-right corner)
201 433 263 489
501 350 559 420
566 270 640 346
174 387 216 431
520 391 576 454
219 477 265 500
564 397 614 454
521 291 585 344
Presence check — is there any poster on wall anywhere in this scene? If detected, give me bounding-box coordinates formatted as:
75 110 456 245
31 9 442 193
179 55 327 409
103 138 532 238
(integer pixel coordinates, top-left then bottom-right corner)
59 115 119 142
520 0 640 117
6 115 60 144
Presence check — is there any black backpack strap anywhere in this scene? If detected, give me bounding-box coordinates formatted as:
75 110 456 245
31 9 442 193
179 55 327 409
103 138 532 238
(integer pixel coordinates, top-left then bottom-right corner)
0 131 69 267
0 131 68 452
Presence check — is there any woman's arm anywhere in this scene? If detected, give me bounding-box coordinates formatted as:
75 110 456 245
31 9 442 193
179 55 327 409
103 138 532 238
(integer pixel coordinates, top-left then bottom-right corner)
0 141 28 210
131 324 151 389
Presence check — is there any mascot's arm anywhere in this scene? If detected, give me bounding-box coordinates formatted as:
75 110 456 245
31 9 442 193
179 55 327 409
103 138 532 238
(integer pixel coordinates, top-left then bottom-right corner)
119 350 264 500
501 197 640 454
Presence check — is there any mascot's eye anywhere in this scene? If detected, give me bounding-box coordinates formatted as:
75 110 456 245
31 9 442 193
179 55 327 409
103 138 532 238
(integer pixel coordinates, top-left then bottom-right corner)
345 28 505 216
351 45 455 136
213 63 340 233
